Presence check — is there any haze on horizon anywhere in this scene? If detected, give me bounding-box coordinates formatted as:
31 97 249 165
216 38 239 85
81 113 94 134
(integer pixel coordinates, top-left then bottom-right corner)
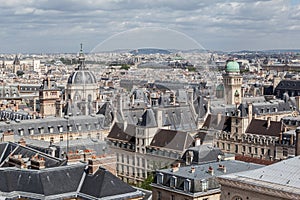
1 0 300 54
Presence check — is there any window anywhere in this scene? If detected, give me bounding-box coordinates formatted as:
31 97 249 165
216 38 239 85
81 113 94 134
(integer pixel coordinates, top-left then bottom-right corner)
242 146 246 152
261 148 265 155
50 137 54 143
157 191 161 200
29 128 34 135
170 195 175 200
248 146 252 153
157 173 164 184
58 126 63 133
60 136 63 141
201 179 208 191
68 125 72 131
77 124 81 131
227 144 230 151
283 147 288 157
39 127 44 134
235 145 238 153
222 143 225 150
18 129 24 136
255 147 258 154
170 176 177 188
48 126 53 134
184 179 191 192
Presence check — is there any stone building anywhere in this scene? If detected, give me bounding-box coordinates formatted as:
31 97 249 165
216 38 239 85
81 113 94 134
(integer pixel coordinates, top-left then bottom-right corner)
64 44 99 116
151 160 262 200
217 156 300 200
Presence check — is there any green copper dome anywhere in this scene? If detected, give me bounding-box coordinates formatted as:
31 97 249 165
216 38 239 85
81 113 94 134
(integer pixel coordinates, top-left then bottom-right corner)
226 61 240 73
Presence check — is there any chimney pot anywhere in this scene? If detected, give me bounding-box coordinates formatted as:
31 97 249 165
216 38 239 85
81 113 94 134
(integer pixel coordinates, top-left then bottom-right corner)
190 167 195 173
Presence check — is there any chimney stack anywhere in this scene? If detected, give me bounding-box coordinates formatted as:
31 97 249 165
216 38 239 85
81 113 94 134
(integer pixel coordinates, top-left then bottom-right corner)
18 138 26 146
30 156 45 170
296 127 300 156
190 166 195 173
267 117 271 128
195 138 201 146
218 164 226 173
207 166 214 175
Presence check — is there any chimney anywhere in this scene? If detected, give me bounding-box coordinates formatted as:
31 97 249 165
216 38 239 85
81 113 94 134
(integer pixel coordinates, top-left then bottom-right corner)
30 157 45 170
267 117 271 128
218 164 226 173
172 163 180 172
195 138 201 146
190 166 195 173
207 166 214 175
88 158 101 174
217 113 222 125
296 127 300 156
18 138 26 146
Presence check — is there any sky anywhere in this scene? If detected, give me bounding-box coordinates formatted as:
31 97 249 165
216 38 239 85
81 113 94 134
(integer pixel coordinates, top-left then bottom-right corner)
1 0 300 53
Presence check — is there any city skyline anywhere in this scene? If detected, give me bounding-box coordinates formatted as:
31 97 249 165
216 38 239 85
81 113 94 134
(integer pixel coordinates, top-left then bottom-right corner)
1 0 300 53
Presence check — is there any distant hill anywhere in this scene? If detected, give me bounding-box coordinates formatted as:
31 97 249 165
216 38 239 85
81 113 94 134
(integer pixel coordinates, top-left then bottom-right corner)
130 48 171 55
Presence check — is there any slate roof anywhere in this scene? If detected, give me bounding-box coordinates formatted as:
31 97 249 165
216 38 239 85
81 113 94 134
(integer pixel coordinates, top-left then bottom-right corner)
219 156 300 195
0 142 65 168
79 166 138 198
202 114 231 132
0 115 106 137
137 109 157 127
107 122 136 144
149 129 194 152
157 159 263 181
182 145 224 164
0 163 144 200
245 119 282 137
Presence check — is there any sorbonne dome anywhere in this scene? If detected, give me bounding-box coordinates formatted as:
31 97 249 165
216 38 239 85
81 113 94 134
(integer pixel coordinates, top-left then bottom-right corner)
67 70 97 85
64 44 99 116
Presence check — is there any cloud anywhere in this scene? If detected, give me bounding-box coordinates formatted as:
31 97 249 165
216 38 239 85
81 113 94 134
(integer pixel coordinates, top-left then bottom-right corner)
0 0 299 53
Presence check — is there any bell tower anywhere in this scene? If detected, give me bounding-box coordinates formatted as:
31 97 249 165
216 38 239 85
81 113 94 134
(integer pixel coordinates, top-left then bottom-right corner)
39 76 61 117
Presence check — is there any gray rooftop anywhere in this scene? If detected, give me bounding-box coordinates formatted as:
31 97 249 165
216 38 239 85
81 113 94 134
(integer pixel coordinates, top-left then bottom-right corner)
158 160 263 180
219 156 300 194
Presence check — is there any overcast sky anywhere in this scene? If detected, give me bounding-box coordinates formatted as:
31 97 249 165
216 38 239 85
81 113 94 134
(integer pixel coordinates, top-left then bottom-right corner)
1 0 300 53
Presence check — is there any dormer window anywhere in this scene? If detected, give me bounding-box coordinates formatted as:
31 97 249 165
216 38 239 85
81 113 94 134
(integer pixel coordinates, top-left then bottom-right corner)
76 124 81 131
18 128 24 136
201 179 208 191
48 126 54 134
58 125 63 133
184 179 191 192
86 123 91 130
37 127 44 134
170 176 177 188
157 173 164 184
29 127 34 135
68 124 72 131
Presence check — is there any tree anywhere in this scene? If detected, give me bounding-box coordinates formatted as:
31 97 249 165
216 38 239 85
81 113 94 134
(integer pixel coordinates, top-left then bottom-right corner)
140 173 154 190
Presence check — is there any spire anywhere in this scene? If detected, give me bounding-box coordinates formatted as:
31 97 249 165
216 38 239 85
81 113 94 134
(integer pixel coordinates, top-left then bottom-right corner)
13 54 20 65
77 43 86 70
